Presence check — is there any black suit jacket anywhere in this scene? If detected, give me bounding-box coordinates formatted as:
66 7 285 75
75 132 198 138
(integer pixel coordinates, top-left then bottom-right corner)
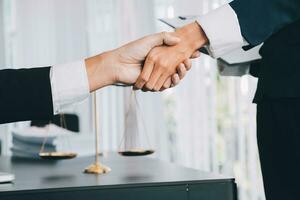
0 67 53 124
230 0 300 102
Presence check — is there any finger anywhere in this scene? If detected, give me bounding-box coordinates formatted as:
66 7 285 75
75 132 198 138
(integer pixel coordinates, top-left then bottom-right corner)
140 32 180 51
134 57 155 89
162 32 181 46
191 51 200 59
144 67 162 90
160 77 172 91
153 73 169 91
177 63 187 79
183 59 192 71
171 74 180 87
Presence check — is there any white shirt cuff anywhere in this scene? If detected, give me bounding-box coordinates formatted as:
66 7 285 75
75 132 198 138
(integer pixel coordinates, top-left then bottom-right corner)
50 60 90 114
197 4 244 58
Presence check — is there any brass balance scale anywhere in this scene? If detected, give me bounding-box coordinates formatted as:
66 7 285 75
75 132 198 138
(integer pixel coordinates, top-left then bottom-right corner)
39 113 77 160
38 85 154 174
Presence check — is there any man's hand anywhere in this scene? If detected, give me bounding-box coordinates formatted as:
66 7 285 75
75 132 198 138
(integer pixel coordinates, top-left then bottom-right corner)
134 22 208 91
85 32 194 92
146 51 200 92
108 32 181 86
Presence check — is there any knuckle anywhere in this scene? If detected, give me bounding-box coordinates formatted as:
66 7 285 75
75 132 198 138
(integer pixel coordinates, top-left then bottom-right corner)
161 31 167 38
148 54 156 62
157 58 165 65
162 86 169 90
166 69 174 75
180 65 186 72
162 65 170 70
186 60 192 66
156 60 163 66
172 78 179 85
159 62 169 71
145 83 154 90
140 76 148 82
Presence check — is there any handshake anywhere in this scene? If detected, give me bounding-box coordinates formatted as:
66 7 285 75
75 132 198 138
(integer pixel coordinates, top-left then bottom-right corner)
85 22 208 92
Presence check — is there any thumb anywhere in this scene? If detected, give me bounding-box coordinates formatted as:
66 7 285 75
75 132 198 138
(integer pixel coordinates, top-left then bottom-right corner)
161 32 181 46
147 32 180 48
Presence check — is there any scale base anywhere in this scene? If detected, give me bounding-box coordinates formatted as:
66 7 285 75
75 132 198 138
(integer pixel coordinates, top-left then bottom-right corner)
84 163 111 174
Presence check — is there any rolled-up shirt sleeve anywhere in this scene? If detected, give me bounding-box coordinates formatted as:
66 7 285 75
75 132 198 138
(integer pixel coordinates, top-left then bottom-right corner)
50 60 90 114
196 4 244 58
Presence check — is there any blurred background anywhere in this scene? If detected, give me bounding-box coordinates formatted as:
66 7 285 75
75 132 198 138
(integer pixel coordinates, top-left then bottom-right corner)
0 0 264 199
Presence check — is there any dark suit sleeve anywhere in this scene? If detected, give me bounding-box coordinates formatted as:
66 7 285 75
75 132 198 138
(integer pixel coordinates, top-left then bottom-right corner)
0 67 54 124
230 0 300 46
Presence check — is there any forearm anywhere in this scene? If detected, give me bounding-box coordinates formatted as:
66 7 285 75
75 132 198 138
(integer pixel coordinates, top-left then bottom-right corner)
85 52 116 92
50 52 117 114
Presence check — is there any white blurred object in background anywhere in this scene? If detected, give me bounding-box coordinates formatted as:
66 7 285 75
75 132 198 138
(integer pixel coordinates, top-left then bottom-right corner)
11 124 94 159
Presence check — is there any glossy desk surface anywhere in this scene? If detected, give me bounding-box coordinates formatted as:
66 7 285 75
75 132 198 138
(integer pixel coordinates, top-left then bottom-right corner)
0 154 235 196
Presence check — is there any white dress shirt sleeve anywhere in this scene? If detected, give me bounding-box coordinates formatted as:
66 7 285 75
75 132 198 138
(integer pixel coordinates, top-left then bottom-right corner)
197 4 244 58
50 60 90 114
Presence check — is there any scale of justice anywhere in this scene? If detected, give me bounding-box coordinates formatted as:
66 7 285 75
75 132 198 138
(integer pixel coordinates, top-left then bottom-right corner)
38 83 154 174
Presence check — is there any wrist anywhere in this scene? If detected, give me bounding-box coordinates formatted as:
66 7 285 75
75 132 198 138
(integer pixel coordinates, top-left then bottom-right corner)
175 22 208 52
85 51 116 92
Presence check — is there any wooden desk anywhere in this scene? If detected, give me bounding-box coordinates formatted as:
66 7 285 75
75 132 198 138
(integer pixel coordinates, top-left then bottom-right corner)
0 154 237 200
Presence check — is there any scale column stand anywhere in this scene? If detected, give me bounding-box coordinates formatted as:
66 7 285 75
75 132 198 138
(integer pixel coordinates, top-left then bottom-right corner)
84 92 111 174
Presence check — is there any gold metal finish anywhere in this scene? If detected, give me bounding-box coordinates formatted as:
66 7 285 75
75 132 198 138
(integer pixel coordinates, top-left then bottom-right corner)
39 114 77 160
39 152 77 160
84 163 111 174
84 92 111 174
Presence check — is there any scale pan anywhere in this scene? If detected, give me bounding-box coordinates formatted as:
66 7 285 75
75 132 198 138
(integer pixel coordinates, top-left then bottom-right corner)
118 149 154 156
39 152 77 160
